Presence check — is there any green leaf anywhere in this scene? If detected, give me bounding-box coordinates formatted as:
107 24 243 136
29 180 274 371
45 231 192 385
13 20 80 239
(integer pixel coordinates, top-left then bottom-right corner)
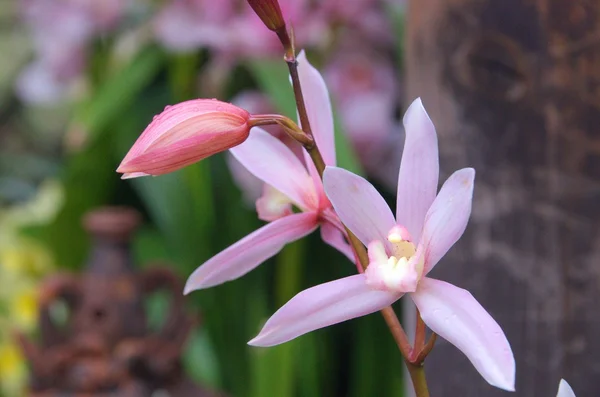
248 58 364 175
72 46 164 145
183 328 222 388
28 135 116 269
128 168 213 270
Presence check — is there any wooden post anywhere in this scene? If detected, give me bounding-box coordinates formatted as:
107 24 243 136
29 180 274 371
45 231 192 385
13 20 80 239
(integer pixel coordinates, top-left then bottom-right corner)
406 0 600 395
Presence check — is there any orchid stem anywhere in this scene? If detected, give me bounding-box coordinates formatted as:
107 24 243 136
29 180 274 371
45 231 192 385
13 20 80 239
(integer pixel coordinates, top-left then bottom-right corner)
414 333 437 364
413 308 426 355
380 306 413 359
406 361 430 397
281 38 430 397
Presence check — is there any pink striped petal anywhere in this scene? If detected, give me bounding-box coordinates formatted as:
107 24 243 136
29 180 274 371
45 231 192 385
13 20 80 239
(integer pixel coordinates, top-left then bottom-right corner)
396 98 439 243
118 100 250 176
296 51 336 166
122 127 248 175
249 274 400 346
421 168 475 274
557 379 576 397
120 100 249 166
411 278 515 391
320 221 355 262
184 212 318 293
323 166 395 247
230 128 318 211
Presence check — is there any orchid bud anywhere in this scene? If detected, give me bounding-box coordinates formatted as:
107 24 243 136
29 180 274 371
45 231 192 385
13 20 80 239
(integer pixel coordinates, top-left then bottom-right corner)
247 0 285 31
117 99 250 178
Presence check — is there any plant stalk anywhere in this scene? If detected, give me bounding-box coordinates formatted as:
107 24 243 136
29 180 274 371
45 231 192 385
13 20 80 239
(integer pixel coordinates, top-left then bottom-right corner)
282 42 430 396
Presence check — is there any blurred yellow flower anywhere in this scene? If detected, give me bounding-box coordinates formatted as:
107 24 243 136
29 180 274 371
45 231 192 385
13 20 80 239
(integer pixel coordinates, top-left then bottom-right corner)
11 287 39 330
0 342 27 396
0 179 63 396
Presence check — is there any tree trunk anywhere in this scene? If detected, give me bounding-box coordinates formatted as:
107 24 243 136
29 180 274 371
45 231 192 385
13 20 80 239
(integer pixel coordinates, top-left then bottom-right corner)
406 0 600 395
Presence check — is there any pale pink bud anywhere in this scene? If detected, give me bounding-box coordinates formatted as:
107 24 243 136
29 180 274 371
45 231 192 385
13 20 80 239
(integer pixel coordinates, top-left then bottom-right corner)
117 99 250 177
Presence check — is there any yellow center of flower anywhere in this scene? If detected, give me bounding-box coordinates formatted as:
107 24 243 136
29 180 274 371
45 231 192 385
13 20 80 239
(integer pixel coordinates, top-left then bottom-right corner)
365 226 424 293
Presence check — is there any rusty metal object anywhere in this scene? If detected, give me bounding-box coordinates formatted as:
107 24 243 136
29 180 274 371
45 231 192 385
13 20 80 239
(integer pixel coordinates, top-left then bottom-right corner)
407 0 600 395
18 207 220 396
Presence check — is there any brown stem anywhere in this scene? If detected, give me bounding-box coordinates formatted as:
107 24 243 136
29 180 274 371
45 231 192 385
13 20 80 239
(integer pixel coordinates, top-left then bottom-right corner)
413 308 426 355
413 333 438 365
380 306 413 358
275 26 294 60
287 60 313 136
248 114 314 147
283 43 430 397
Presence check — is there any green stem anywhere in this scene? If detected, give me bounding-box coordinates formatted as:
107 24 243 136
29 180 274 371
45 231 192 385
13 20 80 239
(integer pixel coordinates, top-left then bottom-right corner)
406 361 430 397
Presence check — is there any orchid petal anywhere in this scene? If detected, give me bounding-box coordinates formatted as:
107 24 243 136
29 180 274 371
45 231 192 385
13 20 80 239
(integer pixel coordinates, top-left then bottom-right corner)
557 379 576 397
411 278 515 391
249 274 400 346
120 100 248 165
323 166 395 247
184 212 318 293
118 100 250 176
421 168 475 274
296 50 336 166
320 222 355 262
396 98 439 243
230 128 318 211
121 172 150 179
122 126 248 175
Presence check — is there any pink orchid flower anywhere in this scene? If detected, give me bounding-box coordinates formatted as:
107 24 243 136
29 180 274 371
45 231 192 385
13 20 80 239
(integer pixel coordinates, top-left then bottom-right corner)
248 98 516 392
184 51 354 293
557 379 576 397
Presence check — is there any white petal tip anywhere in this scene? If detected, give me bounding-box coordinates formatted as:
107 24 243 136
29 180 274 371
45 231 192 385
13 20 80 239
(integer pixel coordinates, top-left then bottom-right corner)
120 171 150 180
403 97 431 127
247 334 273 347
458 167 476 186
486 363 515 392
496 382 515 393
183 278 204 295
558 379 576 397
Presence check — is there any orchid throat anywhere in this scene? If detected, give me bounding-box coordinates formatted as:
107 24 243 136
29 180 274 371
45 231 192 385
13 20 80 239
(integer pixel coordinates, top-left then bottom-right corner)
365 225 424 293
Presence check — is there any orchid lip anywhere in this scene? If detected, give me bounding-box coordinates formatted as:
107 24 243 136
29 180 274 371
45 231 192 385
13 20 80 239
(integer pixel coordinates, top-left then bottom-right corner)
365 225 424 294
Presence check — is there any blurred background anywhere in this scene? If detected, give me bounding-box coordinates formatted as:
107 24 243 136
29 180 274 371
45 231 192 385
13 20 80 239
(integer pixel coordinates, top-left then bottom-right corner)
0 0 407 396
3 0 600 396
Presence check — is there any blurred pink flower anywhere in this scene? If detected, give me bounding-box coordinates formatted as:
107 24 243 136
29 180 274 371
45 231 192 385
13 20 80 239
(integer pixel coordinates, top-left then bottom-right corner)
320 0 393 44
17 0 127 104
184 51 355 294
154 0 281 54
324 45 401 188
325 47 397 142
248 99 515 392
154 0 327 55
15 60 78 105
154 0 236 52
